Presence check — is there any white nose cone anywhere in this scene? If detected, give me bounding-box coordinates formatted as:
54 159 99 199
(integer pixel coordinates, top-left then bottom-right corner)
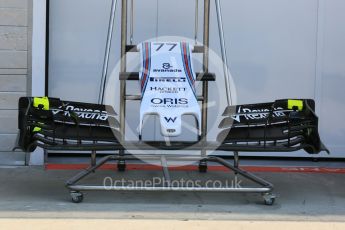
138 42 201 137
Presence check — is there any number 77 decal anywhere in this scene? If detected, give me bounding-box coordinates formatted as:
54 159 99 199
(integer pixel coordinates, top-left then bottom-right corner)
154 43 177 51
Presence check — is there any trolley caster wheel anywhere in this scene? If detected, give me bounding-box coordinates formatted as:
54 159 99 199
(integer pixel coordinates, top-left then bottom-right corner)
263 193 276 206
70 191 84 203
118 161 126 172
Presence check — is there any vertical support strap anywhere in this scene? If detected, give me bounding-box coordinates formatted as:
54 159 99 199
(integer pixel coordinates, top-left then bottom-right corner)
129 0 134 44
215 0 233 106
194 0 199 44
201 0 210 157
98 0 118 104
120 0 128 143
160 156 171 187
119 0 128 159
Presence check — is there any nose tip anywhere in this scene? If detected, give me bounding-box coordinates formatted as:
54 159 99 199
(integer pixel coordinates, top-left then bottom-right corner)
166 129 176 134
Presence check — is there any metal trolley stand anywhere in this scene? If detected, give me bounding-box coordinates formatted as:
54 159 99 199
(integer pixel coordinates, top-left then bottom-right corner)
16 0 327 205
65 0 276 205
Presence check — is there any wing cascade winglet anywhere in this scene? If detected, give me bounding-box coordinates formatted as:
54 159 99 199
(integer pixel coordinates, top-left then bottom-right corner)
16 97 121 152
217 99 329 154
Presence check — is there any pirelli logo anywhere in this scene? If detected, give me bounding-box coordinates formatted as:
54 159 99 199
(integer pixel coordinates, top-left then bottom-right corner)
149 77 186 82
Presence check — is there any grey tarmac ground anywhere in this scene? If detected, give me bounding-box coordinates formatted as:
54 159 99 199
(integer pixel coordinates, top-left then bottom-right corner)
0 165 344 229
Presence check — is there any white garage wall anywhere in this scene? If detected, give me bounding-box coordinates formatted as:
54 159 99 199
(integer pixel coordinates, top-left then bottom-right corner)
317 0 345 156
38 0 345 159
0 0 29 165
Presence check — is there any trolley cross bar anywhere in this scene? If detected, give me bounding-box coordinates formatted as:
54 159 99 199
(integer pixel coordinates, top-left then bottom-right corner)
66 154 274 204
126 44 205 53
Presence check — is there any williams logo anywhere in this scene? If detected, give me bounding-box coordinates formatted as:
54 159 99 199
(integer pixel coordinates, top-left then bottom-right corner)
164 117 177 123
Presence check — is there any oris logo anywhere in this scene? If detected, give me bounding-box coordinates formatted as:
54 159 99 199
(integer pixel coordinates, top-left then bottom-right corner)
151 98 188 105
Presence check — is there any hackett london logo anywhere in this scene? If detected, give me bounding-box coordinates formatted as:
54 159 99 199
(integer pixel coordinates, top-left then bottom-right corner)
149 87 187 92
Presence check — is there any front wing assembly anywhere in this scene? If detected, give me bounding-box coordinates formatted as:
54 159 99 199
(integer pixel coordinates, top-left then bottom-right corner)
15 97 328 154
